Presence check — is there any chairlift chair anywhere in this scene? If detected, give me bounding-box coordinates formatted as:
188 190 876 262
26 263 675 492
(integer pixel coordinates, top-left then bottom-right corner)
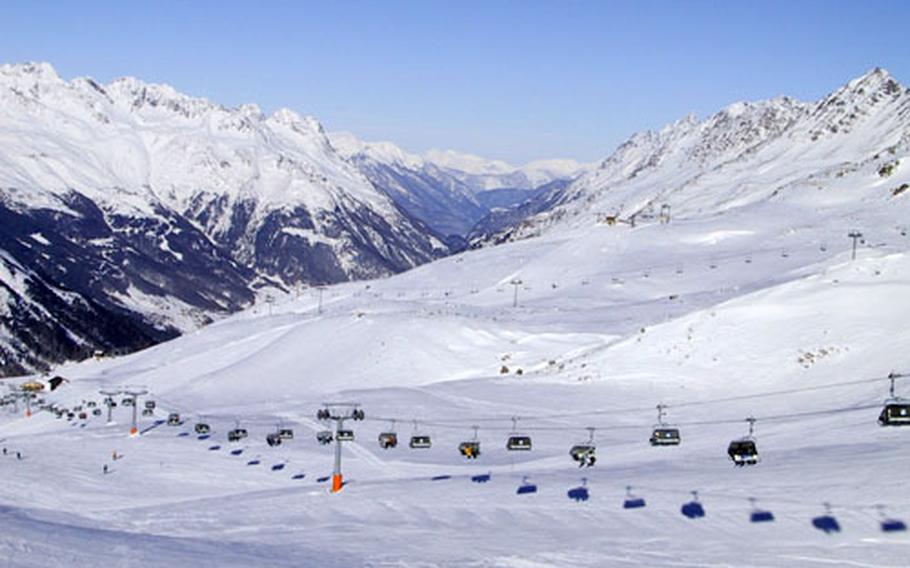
278 428 294 440
195 423 211 435
570 427 597 467
409 420 432 449
228 428 248 442
506 417 532 451
727 417 759 466
266 433 282 447
336 429 355 442
650 428 681 446
92 408 102 416
122 397 134 407
379 421 398 449
650 405 681 446
167 412 181 426
459 426 481 459
879 374 910 426
145 400 156 410
142 408 154 417
316 430 334 445
879 403 910 426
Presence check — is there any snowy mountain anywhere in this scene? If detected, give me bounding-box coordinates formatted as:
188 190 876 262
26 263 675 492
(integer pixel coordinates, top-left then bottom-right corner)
2 67 910 566
0 62 448 375
329 131 588 238
483 67 910 243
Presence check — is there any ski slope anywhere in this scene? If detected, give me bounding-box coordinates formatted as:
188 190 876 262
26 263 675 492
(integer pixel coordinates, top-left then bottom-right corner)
2 189 910 566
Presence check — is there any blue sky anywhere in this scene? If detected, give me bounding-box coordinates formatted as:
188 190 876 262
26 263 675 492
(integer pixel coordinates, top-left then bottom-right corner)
2 0 909 164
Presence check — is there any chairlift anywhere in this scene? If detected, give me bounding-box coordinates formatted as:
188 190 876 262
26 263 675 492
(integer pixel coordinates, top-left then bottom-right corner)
727 417 759 466
336 429 354 442
506 417 532 451
316 430 334 445
409 420 432 449
278 428 294 440
569 427 597 467
266 433 282 447
167 412 181 426
87 401 97 408
195 423 211 435
142 408 154 417
144 400 156 410
378 420 398 449
650 405 681 446
78 412 87 420
228 427 248 442
122 397 134 407
459 426 481 459
92 408 102 416
879 373 910 426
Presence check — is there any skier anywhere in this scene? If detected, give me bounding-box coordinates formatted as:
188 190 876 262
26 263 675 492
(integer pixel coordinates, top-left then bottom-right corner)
103 464 108 475
16 451 21 460
2 447 6 456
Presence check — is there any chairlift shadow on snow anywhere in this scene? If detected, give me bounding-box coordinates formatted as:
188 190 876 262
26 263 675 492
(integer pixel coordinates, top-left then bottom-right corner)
208 445 221 451
316 476 330 483
681 492 705 519
567 479 590 502
177 432 190 438
246 459 261 466
749 498 774 523
881 519 907 533
292 473 306 480
430 475 452 481
271 463 286 471
516 476 537 495
197 434 210 441
623 486 645 509
471 473 491 483
812 515 841 534
230 448 244 456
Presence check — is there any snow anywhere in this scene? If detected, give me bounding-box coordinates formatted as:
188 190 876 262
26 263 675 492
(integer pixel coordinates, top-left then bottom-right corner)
2 66 910 566
3 178 910 565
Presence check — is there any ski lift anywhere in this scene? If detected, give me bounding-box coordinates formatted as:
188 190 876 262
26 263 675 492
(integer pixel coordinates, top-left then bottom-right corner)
142 408 154 417
122 397 134 407
266 433 282 447
569 427 597 467
749 498 774 523
409 420 432 449
228 427 248 442
78 412 87 420
195 423 211 435
87 401 97 408
167 412 181 426
506 417 532 451
144 400 156 410
879 373 910 426
459 426 481 459
727 417 759 466
649 404 681 446
92 408 102 416
316 430 334 445
378 420 398 449
336 429 354 442
278 428 294 440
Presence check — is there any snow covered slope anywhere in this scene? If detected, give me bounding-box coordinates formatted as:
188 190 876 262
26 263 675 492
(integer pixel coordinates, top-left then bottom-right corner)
3 114 910 564
486 68 910 243
330 131 588 238
0 63 448 374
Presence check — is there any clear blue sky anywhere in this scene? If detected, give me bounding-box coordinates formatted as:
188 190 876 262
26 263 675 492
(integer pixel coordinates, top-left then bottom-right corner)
2 0 909 164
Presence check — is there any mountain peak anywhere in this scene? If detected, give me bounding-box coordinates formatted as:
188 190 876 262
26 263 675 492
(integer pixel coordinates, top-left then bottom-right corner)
0 61 61 82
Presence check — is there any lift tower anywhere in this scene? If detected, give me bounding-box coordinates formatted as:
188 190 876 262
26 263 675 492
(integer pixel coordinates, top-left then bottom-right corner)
124 387 148 436
316 403 365 493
